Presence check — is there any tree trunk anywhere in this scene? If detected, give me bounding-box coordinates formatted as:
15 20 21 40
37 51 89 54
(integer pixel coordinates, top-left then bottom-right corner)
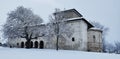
56 23 59 50
26 39 31 49
56 35 59 50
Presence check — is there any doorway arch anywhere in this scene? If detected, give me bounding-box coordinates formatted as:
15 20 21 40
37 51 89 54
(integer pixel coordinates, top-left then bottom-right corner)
30 41 33 48
25 41 28 48
21 42 24 48
39 41 44 49
34 41 38 48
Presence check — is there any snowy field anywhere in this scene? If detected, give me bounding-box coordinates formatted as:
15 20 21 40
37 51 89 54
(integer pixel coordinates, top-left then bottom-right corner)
0 47 120 59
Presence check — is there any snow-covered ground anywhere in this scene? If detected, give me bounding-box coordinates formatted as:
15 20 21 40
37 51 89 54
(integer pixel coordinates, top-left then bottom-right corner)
0 47 120 59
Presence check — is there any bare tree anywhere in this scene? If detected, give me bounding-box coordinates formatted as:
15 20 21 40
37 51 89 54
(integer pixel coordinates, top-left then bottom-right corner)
90 21 109 52
3 6 43 48
49 8 73 50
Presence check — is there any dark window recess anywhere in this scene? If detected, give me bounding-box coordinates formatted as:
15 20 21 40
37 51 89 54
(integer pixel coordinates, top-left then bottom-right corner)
10 45 12 48
72 37 75 41
93 35 95 42
21 42 24 48
17 43 19 46
30 41 33 48
39 41 44 49
34 41 38 48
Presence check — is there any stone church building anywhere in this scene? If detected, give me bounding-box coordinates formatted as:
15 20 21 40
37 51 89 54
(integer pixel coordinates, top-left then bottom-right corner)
8 9 102 52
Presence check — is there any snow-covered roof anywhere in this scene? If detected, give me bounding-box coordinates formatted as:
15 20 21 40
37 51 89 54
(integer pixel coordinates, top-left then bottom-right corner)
53 9 93 29
53 9 83 17
66 17 94 29
89 27 102 32
67 17 83 21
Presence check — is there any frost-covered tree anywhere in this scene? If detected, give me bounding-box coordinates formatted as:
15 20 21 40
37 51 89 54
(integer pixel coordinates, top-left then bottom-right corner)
115 41 120 54
3 6 43 48
49 8 73 50
104 41 120 54
90 21 109 52
105 42 115 53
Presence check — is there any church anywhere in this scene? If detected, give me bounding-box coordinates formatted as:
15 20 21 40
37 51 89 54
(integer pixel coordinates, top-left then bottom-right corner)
7 9 102 52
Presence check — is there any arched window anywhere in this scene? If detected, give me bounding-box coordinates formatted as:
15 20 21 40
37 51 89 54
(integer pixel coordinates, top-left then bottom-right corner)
34 41 38 48
21 42 24 48
39 41 44 49
30 41 33 48
72 37 75 42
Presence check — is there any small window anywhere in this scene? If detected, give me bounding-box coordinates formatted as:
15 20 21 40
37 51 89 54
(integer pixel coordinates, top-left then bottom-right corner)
10 45 12 48
72 37 75 42
93 35 95 42
17 43 19 46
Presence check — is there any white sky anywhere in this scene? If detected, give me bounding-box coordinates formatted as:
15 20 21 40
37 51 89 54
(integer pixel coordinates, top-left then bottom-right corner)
0 0 120 44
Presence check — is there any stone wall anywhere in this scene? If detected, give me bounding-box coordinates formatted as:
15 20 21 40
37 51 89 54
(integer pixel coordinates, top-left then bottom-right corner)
58 19 88 51
87 29 102 52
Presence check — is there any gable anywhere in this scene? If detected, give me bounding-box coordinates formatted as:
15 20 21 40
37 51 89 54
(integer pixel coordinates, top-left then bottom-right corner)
66 17 94 29
53 9 83 19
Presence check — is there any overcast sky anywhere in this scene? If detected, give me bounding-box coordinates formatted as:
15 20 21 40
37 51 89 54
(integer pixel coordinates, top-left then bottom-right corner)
0 0 120 44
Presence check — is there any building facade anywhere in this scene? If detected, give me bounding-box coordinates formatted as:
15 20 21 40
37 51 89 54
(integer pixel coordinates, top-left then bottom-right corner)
7 9 102 52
